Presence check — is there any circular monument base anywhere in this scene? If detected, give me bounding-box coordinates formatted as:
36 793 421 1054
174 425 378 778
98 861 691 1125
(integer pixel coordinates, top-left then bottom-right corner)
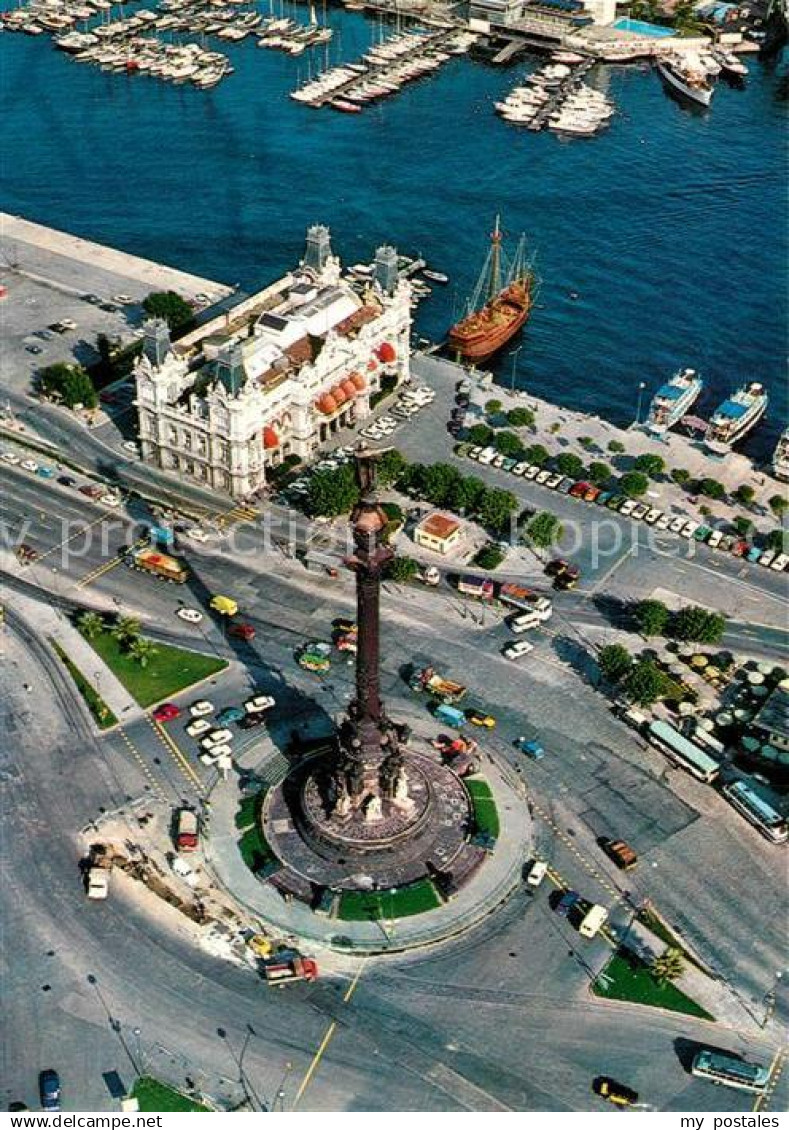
262 749 472 891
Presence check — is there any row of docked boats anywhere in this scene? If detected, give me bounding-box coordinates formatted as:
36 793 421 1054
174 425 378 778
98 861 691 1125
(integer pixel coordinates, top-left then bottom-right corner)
645 370 771 456
290 28 476 111
495 59 614 137
656 47 748 108
64 34 233 86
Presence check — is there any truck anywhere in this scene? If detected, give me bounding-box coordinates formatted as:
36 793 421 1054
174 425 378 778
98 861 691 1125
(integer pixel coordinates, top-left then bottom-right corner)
175 809 199 852
299 642 331 673
262 954 319 986
85 843 112 900
434 703 466 729
125 545 189 584
409 666 467 703
600 838 637 871
578 903 608 939
498 583 553 622
457 574 495 600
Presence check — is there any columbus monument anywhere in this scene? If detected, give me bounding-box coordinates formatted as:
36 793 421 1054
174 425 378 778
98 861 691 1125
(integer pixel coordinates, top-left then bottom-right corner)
261 450 483 898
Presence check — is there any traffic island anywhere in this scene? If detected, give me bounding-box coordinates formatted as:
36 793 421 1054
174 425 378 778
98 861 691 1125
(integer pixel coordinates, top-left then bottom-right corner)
131 1076 210 1113
592 949 714 1021
50 639 118 730
78 624 227 707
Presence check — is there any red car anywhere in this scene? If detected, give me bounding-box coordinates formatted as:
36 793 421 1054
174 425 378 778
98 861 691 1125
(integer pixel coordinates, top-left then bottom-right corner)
569 481 591 498
79 484 103 499
731 539 750 558
229 623 256 642
153 703 180 722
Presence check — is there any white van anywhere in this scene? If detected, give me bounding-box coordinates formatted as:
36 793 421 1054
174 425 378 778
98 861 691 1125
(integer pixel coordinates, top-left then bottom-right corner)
526 859 548 887
510 611 543 634
579 903 608 939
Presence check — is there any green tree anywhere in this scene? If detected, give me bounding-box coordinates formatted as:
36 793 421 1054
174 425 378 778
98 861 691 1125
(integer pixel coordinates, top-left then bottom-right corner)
619 471 649 498
127 637 158 668
476 487 518 534
733 515 753 538
494 431 524 458
578 435 594 449
524 444 550 467
588 461 613 486
307 465 359 517
466 424 494 447
474 543 505 570
37 362 98 410
766 529 788 553
549 422 561 435
111 615 142 647
598 644 633 684
671 468 691 485
734 484 755 506
650 947 686 987
608 440 626 455
448 474 487 514
526 511 562 549
78 610 106 640
625 659 667 707
485 399 503 415
142 290 193 330
633 453 665 478
635 599 670 637
768 494 788 519
506 407 535 428
556 452 584 479
699 477 726 501
385 555 419 583
377 449 407 487
671 606 727 644
421 463 462 507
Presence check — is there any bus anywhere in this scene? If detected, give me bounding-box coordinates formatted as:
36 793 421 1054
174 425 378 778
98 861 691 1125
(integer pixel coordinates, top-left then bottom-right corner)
723 780 788 844
691 1050 770 1093
648 721 720 784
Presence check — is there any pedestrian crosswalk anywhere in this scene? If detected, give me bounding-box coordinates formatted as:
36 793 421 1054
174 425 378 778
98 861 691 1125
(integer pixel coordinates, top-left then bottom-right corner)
215 505 259 529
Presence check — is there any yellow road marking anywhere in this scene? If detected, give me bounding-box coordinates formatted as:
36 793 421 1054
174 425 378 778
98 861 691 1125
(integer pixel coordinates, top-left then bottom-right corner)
76 537 147 589
529 794 623 905
117 726 165 799
216 506 259 529
147 717 204 791
292 959 367 1109
36 512 110 564
753 1046 786 1113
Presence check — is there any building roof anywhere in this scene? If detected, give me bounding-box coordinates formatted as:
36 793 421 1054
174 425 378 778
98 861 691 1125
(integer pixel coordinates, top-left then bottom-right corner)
417 512 462 541
753 687 789 741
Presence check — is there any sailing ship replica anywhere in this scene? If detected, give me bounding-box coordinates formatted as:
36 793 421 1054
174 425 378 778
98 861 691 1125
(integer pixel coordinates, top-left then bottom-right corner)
448 217 536 363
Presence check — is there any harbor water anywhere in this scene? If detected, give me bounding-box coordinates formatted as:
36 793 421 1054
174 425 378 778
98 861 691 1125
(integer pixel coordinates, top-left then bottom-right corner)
1 9 786 456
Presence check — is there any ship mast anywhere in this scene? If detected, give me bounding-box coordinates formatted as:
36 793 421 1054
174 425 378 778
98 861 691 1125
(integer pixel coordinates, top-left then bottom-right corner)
489 215 502 302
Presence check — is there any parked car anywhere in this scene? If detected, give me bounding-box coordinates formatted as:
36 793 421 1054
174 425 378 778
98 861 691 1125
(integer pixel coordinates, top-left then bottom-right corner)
79 483 104 499
643 508 662 525
21 458 39 472
523 465 540 480
525 859 548 887
186 719 212 738
245 694 276 714
39 1070 61 1112
238 713 267 730
619 499 637 517
535 470 551 485
200 728 233 749
570 481 591 498
631 503 649 520
680 520 698 539
556 890 580 916
216 706 246 726
707 530 723 548
503 640 535 660
153 703 180 723
544 472 562 489
189 699 214 717
557 477 575 494
655 513 672 530
2 451 20 465
57 474 76 487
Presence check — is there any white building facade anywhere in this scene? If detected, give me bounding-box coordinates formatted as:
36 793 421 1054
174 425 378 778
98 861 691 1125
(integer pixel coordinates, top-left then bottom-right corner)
134 227 411 500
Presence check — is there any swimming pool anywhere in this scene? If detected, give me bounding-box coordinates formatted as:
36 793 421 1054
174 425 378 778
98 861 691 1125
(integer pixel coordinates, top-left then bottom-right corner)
613 17 676 36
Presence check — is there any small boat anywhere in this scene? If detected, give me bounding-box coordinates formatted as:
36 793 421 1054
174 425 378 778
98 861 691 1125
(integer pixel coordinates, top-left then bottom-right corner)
713 48 748 79
330 99 362 113
657 55 714 107
646 368 703 435
705 382 768 454
422 269 448 284
771 427 789 482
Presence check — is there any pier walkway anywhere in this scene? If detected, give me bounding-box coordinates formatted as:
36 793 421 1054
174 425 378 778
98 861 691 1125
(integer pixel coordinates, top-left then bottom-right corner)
524 58 595 132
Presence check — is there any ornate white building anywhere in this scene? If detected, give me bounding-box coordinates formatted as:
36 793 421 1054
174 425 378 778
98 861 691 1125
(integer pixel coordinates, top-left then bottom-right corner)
134 226 411 499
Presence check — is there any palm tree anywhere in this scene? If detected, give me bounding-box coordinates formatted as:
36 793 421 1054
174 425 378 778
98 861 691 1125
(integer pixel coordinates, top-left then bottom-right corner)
111 615 142 648
650 947 685 987
78 610 105 640
127 637 158 669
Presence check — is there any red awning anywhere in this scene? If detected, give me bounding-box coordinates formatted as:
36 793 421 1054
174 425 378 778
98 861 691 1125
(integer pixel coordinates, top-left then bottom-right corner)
350 372 366 391
331 384 348 405
263 425 279 449
317 393 337 415
376 342 396 364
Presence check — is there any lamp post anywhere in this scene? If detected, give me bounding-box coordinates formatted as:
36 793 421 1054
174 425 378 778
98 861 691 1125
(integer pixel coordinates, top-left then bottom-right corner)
509 346 522 394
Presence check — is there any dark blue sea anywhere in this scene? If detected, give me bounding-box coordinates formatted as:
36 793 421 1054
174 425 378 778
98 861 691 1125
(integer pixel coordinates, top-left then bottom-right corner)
1 9 786 455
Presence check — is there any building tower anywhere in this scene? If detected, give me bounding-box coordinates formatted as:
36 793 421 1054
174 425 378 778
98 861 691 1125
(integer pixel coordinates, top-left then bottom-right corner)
302 224 333 273
142 318 172 367
373 244 400 296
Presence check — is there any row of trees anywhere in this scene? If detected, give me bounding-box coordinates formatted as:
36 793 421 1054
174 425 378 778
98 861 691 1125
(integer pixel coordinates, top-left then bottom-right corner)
398 461 518 534
304 450 407 518
634 600 727 644
597 647 686 708
78 611 158 667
